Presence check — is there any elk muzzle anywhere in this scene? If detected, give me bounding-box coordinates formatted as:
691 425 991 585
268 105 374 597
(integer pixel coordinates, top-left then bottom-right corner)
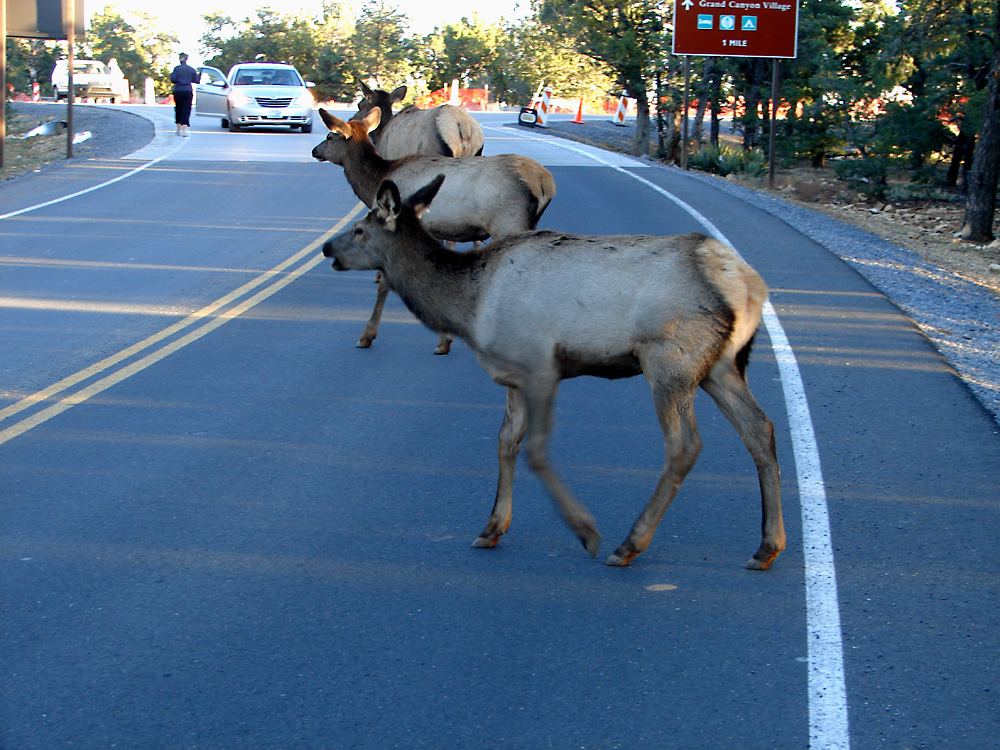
322 231 367 272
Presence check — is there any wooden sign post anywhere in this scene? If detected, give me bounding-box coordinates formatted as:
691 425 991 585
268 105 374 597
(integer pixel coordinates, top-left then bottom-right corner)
672 0 799 186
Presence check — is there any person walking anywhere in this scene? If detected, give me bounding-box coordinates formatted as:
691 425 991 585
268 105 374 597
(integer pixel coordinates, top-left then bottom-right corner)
169 53 200 136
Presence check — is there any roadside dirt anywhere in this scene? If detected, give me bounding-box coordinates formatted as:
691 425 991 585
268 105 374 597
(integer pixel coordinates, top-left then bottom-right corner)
723 169 1000 299
1 110 72 181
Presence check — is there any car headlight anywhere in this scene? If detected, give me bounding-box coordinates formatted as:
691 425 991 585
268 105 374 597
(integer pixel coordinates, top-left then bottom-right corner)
294 90 314 107
229 90 253 107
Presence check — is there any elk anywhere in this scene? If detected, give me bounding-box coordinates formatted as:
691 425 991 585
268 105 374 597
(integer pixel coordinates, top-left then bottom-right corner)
353 82 484 159
312 108 556 354
322 176 786 570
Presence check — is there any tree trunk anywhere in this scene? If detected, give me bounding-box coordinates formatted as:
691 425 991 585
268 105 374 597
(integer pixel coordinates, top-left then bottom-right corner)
709 72 722 148
691 59 715 149
960 51 1000 242
633 89 650 157
947 131 969 187
739 59 770 151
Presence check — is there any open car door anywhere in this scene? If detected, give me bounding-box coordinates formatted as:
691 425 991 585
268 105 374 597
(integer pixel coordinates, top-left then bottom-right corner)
195 66 229 122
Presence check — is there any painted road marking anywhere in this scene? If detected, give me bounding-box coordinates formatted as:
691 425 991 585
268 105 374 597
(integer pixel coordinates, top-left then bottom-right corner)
0 203 365 446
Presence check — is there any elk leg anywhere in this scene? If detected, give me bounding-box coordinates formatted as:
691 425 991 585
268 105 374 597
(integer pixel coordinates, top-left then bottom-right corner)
358 273 390 348
473 387 526 548
701 361 784 570
520 379 601 557
607 381 701 567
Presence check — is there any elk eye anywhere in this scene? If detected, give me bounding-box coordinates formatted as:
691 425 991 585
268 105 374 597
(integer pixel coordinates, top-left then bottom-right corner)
353 227 363 236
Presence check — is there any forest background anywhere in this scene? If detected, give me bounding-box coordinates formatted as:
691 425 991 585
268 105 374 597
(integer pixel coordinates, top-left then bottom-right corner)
5 0 1000 241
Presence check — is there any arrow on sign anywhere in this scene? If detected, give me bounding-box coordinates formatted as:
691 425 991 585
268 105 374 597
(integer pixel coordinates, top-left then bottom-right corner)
682 0 693 9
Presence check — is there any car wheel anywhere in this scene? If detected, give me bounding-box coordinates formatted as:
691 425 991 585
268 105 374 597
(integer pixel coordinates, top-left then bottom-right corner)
53 87 61 100
228 117 241 132
221 117 229 129
300 122 313 134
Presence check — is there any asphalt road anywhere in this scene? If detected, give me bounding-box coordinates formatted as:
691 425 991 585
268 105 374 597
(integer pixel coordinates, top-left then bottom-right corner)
1 106 998 749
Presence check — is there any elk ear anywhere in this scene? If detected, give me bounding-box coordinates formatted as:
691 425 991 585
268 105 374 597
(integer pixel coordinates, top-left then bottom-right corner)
359 80 375 100
361 107 382 133
389 85 407 103
407 175 445 220
376 180 403 230
319 109 352 138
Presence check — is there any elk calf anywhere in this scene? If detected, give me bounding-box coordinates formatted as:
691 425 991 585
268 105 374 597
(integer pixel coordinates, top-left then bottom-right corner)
322 177 786 570
312 108 555 354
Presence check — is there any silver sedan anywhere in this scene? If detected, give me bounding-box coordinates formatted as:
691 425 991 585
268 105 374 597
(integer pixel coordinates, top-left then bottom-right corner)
195 62 315 133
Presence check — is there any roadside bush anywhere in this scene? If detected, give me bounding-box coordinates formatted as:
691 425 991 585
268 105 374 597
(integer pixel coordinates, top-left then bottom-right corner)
689 145 768 177
833 156 890 199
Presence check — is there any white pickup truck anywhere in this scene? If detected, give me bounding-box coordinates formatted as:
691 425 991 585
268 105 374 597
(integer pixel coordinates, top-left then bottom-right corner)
51 59 124 102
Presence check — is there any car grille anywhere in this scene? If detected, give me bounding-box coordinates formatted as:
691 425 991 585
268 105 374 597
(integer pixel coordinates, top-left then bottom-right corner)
255 97 294 108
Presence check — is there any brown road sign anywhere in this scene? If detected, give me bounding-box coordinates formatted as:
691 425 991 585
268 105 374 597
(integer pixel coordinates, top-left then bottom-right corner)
672 0 799 58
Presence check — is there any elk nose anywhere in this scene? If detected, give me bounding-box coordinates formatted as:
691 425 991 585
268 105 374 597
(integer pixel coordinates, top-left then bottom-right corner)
322 240 334 257
311 145 326 161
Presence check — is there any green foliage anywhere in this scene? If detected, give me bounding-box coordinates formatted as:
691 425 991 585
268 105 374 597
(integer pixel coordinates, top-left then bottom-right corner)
5 38 58 94
350 0 412 88
782 104 847 167
85 8 177 94
833 156 890 199
689 146 768 178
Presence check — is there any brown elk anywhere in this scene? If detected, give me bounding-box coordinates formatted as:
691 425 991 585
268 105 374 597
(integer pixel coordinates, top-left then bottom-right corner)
353 82 484 159
312 108 556 354
322 176 786 570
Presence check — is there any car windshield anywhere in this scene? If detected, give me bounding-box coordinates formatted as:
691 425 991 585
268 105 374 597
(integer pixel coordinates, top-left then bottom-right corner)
232 68 300 87
74 63 107 75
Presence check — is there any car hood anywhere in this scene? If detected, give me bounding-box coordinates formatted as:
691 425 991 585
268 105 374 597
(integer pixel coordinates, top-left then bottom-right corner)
232 85 308 97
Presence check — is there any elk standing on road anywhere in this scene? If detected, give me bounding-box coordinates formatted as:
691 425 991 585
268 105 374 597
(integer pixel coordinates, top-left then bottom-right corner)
322 176 786 570
353 82 484 159
312 108 555 354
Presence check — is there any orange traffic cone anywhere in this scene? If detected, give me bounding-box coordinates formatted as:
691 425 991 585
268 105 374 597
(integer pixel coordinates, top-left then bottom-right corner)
571 98 584 124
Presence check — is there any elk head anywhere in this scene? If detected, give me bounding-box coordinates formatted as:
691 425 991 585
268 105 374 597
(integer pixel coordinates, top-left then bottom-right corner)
322 175 445 271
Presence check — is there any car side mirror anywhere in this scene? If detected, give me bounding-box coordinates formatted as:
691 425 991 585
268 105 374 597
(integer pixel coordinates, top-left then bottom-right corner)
305 81 316 88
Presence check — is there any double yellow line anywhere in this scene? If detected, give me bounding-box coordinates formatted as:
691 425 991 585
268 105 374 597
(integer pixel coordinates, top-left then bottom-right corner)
0 203 365 446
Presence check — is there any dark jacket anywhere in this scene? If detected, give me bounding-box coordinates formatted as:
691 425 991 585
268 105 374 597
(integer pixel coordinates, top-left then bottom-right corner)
170 63 200 93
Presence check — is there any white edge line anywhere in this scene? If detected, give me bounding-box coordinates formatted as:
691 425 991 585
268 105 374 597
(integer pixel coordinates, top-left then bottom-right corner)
503 126 850 749
0 132 187 222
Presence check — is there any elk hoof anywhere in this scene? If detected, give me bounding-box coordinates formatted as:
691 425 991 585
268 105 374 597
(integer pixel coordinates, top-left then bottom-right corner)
579 527 601 558
356 339 374 349
746 545 782 571
605 551 636 567
605 541 639 566
472 534 500 549
433 341 452 355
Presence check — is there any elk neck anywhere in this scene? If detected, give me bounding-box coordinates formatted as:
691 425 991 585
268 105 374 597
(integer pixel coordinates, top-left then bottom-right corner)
342 136 396 208
379 229 489 342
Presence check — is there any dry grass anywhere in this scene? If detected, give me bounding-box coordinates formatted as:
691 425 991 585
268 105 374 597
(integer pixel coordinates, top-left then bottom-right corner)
2 110 72 182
